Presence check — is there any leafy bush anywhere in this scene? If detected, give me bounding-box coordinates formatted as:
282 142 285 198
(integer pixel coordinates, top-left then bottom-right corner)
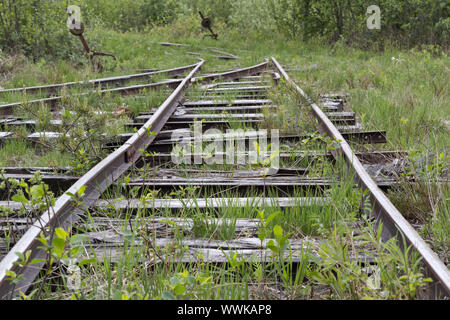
84 0 181 32
0 0 181 59
0 0 81 59
0 0 448 60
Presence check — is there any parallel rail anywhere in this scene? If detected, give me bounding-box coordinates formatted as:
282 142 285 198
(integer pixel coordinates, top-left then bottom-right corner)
0 58 448 300
0 79 182 115
271 57 450 298
0 63 199 96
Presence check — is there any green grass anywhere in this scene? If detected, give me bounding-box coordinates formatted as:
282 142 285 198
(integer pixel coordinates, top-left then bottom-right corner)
6 26 447 153
26 160 434 300
0 140 73 168
0 24 447 300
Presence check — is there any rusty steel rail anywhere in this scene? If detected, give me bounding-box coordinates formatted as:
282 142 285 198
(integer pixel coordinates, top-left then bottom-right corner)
0 79 182 116
271 57 450 298
0 63 198 96
0 61 204 299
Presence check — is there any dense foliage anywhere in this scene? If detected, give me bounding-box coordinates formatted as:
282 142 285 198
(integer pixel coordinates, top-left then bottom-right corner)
0 0 448 59
0 0 77 59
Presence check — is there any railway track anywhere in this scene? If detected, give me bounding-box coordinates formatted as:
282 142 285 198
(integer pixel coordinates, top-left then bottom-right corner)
0 58 448 299
0 63 200 116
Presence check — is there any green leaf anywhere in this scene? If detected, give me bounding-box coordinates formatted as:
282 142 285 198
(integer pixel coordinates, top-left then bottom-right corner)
29 259 46 265
37 233 47 247
257 210 265 221
30 184 45 199
19 181 28 188
71 246 81 257
273 225 283 239
174 284 186 295
65 192 76 199
279 238 289 253
19 291 29 300
77 185 87 198
15 252 25 261
5 270 16 278
70 234 87 244
160 219 175 227
253 141 260 155
52 237 66 257
11 194 29 205
179 270 189 278
55 227 68 241
78 258 97 266
265 211 280 226
257 232 265 242
267 240 278 253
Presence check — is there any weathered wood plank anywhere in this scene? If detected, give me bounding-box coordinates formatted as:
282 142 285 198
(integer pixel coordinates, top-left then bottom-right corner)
182 99 271 107
78 237 374 264
336 124 363 132
86 247 314 264
81 236 321 264
85 235 316 248
0 217 262 237
139 105 278 116
211 81 265 87
0 119 63 130
122 177 335 196
207 86 270 92
94 197 328 210
134 113 265 123
127 120 263 131
140 131 387 152
0 197 329 215
187 94 268 100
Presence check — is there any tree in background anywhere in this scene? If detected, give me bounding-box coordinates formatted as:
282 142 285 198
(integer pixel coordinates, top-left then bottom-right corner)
0 0 78 60
0 0 448 60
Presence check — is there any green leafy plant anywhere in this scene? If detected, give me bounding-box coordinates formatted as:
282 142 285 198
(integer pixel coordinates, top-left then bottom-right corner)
159 270 211 300
256 210 280 247
0 171 55 216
